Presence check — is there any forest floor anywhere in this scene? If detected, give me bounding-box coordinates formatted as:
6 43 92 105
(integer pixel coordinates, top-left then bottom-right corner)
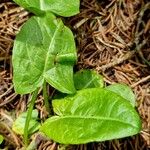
0 0 150 149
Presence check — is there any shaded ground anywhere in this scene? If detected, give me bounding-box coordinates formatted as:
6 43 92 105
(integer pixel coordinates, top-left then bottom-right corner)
0 0 150 149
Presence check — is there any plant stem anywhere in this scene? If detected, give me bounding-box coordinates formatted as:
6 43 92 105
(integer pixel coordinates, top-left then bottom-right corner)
24 89 39 147
43 81 51 114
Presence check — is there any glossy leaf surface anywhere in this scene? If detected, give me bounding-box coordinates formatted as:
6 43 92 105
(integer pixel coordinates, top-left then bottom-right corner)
13 0 80 17
12 110 40 135
13 13 76 94
74 70 104 90
106 84 135 106
40 88 141 144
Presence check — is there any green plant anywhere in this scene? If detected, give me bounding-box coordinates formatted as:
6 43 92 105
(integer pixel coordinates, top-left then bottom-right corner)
12 109 40 135
40 88 141 144
12 0 141 147
40 71 141 144
12 0 79 146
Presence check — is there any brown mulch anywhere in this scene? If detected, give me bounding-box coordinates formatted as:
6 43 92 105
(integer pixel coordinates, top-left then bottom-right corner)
0 0 150 149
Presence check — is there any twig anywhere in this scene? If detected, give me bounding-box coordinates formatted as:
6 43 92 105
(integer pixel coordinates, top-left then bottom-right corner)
0 93 17 107
0 56 10 61
96 51 135 72
131 75 150 88
0 85 13 99
74 18 89 29
0 122 20 147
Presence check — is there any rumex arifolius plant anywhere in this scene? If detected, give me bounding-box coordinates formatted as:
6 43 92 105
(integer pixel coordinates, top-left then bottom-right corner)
12 0 141 147
40 70 141 144
12 0 80 146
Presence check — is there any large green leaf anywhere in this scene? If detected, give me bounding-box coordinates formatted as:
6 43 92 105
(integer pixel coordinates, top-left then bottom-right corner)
106 84 135 107
12 110 40 135
12 13 77 94
74 69 104 90
13 0 80 17
40 88 141 144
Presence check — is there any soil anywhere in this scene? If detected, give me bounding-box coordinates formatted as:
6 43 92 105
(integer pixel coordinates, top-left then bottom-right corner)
0 0 150 149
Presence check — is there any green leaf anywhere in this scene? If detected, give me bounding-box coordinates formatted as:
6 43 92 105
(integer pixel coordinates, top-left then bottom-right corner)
106 84 135 107
13 0 80 17
44 65 75 94
12 13 77 94
40 88 141 144
12 110 40 135
54 69 104 99
74 70 104 90
0 135 4 144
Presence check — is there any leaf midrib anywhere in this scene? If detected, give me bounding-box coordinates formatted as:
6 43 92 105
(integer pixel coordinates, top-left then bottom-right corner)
83 75 98 89
43 20 62 74
55 115 139 129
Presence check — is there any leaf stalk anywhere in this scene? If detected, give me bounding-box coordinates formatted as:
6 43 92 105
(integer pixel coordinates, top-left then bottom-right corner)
24 89 39 147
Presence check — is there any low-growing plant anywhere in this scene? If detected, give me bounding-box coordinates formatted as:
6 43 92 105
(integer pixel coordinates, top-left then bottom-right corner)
12 0 141 148
40 70 141 144
12 109 40 135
